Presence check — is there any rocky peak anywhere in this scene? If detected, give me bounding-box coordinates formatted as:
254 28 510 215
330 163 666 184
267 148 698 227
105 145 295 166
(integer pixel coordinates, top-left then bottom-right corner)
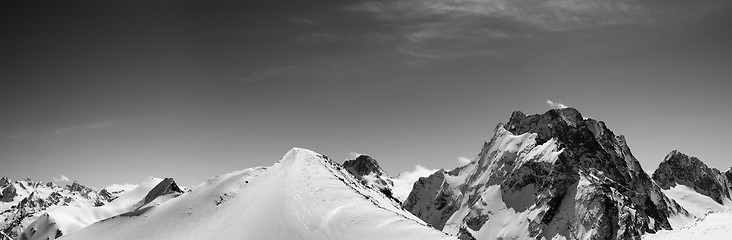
142 178 183 205
343 155 386 179
404 108 687 239
652 150 731 204
0 177 9 187
403 170 458 230
66 181 93 195
1 184 17 202
342 155 397 201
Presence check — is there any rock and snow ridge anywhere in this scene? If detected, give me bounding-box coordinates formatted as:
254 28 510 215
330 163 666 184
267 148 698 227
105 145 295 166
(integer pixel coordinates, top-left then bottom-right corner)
0 178 117 240
652 150 732 204
404 108 690 240
59 148 456 240
651 150 732 218
343 155 398 201
16 177 184 240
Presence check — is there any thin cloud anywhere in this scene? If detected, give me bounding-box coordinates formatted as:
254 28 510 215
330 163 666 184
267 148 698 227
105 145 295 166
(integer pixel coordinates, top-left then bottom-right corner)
546 99 569 109
391 165 439 202
54 121 125 135
458 157 472 166
287 17 321 26
346 0 657 62
241 66 294 82
294 32 342 44
349 0 650 31
349 152 364 159
53 174 70 182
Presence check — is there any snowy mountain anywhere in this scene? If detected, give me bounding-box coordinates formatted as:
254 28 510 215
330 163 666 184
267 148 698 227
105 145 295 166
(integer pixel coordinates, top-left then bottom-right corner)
651 150 732 217
0 177 115 240
404 108 690 240
59 148 456 240
652 150 732 205
17 177 183 240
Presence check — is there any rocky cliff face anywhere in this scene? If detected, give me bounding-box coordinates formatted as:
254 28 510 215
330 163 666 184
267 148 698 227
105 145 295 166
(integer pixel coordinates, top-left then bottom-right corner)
652 150 732 204
404 108 689 240
343 155 396 200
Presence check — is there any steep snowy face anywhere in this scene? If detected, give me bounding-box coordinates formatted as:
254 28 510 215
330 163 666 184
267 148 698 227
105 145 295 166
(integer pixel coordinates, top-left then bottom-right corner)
0 178 113 240
405 108 688 240
652 150 732 204
17 177 184 240
60 148 456 240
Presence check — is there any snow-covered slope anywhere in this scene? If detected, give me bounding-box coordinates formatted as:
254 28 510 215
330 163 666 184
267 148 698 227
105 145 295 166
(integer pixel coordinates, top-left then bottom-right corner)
18 177 183 240
642 210 732 240
61 148 456 240
662 184 731 218
404 108 690 240
0 178 115 240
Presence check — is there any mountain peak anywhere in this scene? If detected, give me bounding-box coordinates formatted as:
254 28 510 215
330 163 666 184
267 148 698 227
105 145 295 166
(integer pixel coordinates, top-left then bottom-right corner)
279 147 320 165
405 108 687 239
142 177 183 206
653 150 731 204
343 155 386 178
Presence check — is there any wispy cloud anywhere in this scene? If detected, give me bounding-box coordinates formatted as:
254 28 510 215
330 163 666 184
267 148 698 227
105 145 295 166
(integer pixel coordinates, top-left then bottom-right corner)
349 152 364 159
287 17 321 26
53 174 70 182
391 165 439 201
241 66 294 82
546 99 569 109
458 156 472 166
294 32 342 44
349 0 649 31
347 0 656 62
54 121 125 135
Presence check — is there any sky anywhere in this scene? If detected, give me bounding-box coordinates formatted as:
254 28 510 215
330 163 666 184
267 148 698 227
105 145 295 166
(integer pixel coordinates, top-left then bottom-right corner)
1 0 731 188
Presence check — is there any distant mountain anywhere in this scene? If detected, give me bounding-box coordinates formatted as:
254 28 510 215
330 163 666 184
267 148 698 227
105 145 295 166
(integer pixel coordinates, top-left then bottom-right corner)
18 177 183 240
59 148 456 240
651 150 732 217
0 178 114 240
404 108 690 239
652 150 732 204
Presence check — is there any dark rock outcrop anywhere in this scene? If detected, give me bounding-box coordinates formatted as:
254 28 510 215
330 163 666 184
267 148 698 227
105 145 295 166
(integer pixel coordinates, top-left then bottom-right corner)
343 155 387 179
0 177 9 187
1 184 16 202
652 150 731 204
342 155 395 199
142 178 183 205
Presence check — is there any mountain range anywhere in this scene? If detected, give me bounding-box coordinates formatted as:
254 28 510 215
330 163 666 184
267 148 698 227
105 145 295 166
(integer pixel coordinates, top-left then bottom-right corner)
1 108 729 240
